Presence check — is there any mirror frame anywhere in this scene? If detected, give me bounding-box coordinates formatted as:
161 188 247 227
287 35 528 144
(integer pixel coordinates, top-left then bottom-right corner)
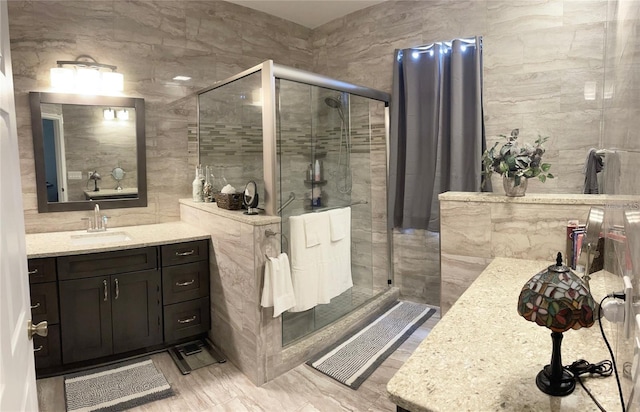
29 92 147 212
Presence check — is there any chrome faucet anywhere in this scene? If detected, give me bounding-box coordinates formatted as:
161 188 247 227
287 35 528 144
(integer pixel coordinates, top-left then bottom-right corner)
83 203 108 232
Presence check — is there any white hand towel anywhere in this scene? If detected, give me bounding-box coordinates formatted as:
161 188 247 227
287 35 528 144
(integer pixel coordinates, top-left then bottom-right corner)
302 212 326 248
261 253 296 317
328 207 349 241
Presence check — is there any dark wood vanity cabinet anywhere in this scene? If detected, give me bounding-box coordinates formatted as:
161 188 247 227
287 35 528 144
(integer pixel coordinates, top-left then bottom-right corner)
59 269 162 364
161 240 210 342
28 258 61 369
29 238 210 375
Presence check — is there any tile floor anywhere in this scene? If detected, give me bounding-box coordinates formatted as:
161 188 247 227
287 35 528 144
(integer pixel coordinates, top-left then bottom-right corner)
37 305 440 412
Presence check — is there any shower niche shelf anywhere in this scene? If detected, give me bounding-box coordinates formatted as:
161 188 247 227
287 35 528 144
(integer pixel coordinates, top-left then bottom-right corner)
304 180 327 185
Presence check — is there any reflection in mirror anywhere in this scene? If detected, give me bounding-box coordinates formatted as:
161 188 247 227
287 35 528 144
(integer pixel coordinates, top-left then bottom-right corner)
29 92 147 212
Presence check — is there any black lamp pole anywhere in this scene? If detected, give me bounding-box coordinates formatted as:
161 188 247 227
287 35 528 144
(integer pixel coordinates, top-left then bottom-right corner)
536 331 575 396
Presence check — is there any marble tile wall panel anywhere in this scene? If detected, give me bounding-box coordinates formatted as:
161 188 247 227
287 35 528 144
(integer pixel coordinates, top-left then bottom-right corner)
439 198 593 314
8 0 313 233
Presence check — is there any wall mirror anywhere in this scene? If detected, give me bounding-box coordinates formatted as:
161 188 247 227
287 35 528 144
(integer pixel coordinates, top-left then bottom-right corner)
29 92 147 212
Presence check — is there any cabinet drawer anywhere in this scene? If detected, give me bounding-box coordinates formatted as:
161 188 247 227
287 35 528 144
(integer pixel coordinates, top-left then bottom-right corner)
58 247 158 280
163 297 210 342
161 240 208 267
28 258 56 284
34 324 61 369
30 282 59 324
162 261 210 305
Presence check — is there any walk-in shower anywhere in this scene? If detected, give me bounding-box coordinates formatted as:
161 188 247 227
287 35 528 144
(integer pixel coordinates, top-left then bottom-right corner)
197 61 390 349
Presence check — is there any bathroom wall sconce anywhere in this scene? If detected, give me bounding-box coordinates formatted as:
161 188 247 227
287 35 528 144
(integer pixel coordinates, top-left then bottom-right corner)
103 108 115 120
51 55 124 93
103 108 129 121
116 109 129 120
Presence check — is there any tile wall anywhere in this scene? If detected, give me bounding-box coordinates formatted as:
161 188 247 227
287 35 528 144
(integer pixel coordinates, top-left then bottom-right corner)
10 0 635 308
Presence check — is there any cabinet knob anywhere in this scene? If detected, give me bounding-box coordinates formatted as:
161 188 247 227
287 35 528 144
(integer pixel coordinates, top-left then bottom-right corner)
27 320 48 340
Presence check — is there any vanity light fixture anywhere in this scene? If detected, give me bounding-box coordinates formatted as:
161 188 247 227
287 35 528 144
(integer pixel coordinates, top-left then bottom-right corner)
50 55 124 93
116 109 129 120
103 108 115 120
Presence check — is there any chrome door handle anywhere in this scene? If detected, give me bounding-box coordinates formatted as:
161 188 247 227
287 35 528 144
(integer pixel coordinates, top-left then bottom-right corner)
115 278 119 300
175 250 195 256
33 345 43 352
30 302 41 310
103 279 108 301
27 320 48 340
176 279 195 287
178 316 196 324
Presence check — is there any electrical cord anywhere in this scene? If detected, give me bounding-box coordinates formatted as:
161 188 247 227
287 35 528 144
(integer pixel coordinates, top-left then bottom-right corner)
565 359 613 412
598 294 627 412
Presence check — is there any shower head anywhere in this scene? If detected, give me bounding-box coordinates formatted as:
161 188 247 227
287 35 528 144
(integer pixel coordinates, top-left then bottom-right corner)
324 96 342 109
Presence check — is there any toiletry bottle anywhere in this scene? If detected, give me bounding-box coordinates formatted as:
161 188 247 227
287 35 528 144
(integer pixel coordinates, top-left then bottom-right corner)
192 165 203 202
203 165 213 202
307 164 313 181
314 159 321 181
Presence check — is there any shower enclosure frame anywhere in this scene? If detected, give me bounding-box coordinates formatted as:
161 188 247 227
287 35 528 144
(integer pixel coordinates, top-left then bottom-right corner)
195 60 394 384
197 60 390 215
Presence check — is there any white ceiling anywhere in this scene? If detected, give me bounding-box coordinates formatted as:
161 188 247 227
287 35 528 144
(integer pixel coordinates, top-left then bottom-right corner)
226 0 386 29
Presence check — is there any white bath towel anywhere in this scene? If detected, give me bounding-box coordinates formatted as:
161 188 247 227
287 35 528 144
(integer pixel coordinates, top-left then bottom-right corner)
327 207 352 297
288 210 353 312
260 253 296 317
302 212 325 248
328 207 349 241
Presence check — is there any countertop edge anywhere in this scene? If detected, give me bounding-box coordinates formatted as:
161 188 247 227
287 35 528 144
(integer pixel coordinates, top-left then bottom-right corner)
179 199 281 226
26 221 211 258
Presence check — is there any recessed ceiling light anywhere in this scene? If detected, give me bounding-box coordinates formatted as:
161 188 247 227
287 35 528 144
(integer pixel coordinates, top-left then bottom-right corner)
173 75 191 81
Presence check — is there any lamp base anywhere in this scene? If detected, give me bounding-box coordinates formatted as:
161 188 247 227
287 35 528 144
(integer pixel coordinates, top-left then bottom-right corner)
535 365 575 397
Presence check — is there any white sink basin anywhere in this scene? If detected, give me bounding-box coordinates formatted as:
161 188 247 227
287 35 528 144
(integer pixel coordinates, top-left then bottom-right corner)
70 231 133 246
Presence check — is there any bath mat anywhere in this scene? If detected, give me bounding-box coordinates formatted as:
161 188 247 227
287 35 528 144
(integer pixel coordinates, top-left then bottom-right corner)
306 301 436 390
168 337 226 375
64 357 174 412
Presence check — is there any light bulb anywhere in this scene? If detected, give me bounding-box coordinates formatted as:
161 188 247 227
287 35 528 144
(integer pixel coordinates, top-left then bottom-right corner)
103 108 115 120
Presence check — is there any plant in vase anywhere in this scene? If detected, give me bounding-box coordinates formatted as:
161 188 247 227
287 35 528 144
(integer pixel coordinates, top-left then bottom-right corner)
482 129 553 196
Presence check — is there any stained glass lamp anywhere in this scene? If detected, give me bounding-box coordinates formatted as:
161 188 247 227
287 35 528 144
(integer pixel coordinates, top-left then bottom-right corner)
517 252 596 396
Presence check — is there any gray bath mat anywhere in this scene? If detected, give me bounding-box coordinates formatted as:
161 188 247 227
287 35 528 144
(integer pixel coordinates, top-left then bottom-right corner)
64 357 174 412
306 301 436 389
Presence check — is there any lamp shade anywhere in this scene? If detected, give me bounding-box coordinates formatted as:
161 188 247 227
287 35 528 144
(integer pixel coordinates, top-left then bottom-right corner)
518 253 596 332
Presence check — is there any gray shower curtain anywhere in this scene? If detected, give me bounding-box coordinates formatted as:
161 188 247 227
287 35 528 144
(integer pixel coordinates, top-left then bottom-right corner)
388 36 485 232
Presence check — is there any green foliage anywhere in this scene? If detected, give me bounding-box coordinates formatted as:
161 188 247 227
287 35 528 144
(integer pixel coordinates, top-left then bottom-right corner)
482 129 554 188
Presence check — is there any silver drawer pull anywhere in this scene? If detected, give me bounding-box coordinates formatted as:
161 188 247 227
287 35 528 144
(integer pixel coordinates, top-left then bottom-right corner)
178 316 196 324
175 250 195 257
30 302 41 310
33 345 43 352
176 279 195 287
103 280 108 302
115 278 119 300
28 269 39 275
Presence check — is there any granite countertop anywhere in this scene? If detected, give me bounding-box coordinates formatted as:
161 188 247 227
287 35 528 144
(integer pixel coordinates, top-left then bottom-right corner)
439 191 640 207
179 199 281 226
387 257 622 412
26 221 210 258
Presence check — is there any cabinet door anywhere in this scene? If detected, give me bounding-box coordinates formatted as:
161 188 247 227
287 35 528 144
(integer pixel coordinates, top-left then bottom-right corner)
112 270 163 354
59 277 112 364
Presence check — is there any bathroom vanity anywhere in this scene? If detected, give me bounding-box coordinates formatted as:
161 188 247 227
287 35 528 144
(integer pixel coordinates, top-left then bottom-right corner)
25 222 211 376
